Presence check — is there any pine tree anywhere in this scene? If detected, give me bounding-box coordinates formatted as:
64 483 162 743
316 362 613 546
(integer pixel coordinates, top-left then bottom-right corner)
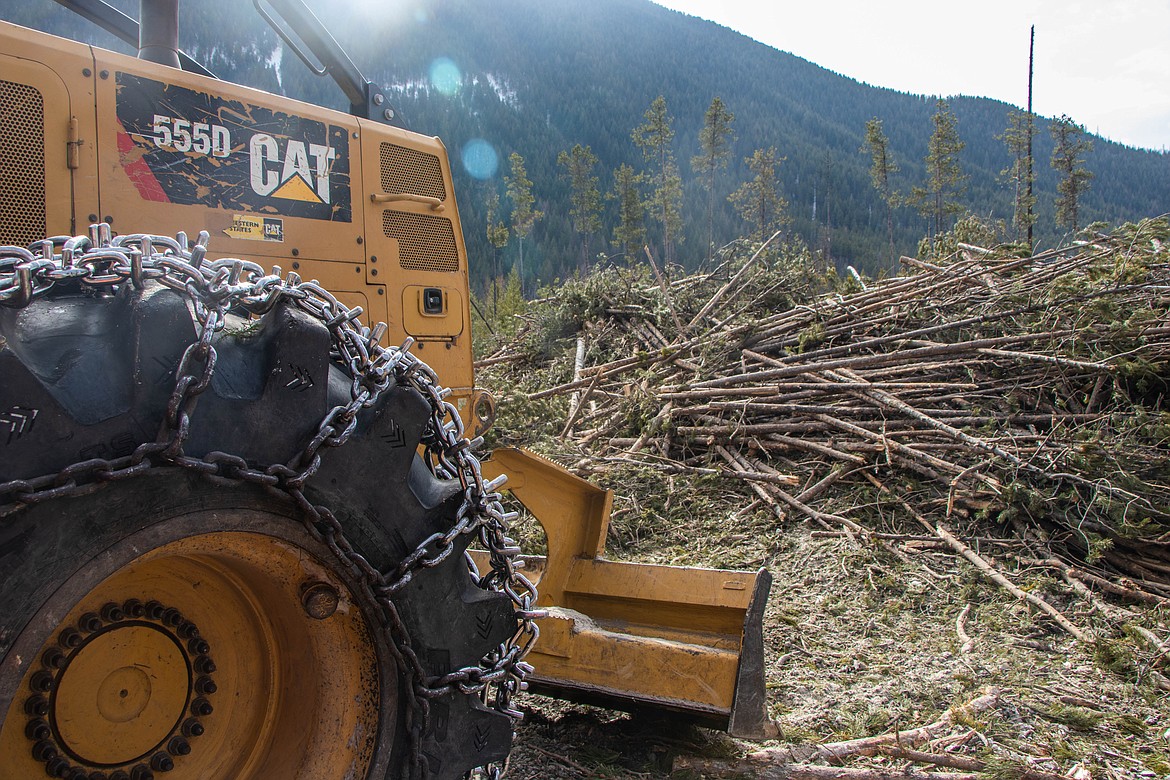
728 147 789 245
557 144 602 272
998 110 1037 242
861 118 899 262
610 163 645 260
484 192 510 315
911 99 966 239
1050 114 1094 233
505 152 542 293
632 95 683 264
691 96 736 263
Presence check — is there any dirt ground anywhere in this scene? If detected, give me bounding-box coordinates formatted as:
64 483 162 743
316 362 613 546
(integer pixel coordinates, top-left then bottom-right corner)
499 516 1170 779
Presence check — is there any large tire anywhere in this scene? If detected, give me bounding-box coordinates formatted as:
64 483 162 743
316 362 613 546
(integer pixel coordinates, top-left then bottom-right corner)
0 277 516 778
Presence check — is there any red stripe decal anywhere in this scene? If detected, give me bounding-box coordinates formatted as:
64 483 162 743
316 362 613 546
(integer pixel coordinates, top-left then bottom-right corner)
116 120 170 203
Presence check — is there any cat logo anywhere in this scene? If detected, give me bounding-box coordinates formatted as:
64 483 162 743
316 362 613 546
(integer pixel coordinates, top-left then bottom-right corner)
249 134 338 204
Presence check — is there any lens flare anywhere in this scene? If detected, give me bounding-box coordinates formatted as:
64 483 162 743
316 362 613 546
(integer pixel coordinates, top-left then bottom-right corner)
461 140 499 180
429 58 462 96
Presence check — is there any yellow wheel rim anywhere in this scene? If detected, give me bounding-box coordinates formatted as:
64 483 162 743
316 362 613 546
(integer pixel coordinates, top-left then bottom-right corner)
0 528 384 779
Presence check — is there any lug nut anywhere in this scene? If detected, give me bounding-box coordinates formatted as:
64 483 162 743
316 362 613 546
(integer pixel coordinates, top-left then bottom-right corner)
145 601 165 620
177 621 200 639
101 602 125 622
188 638 210 656
193 655 216 674
32 739 57 760
194 676 217 695
44 756 70 776
190 697 213 717
161 608 182 628
110 772 130 780
130 765 154 780
25 718 50 740
301 582 340 620
29 670 54 692
181 718 204 737
123 599 145 618
42 647 67 670
88 772 108 780
58 628 83 649
150 752 174 772
24 695 48 716
78 612 102 633
167 736 191 756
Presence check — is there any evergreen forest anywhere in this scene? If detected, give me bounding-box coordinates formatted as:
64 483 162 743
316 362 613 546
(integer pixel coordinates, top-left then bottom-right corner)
5 0 1169 290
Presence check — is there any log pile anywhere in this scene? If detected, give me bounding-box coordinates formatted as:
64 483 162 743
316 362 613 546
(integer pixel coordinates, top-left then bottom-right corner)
478 220 1170 651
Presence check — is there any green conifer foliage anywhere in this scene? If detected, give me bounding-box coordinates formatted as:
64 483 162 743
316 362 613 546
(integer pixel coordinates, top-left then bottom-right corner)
1050 114 1094 234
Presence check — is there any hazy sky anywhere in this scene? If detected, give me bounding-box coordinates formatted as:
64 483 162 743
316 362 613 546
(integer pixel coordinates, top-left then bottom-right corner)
651 0 1170 151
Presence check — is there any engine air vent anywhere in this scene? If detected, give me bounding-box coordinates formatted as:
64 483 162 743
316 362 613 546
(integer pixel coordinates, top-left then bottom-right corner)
0 80 46 247
383 212 459 273
379 142 446 201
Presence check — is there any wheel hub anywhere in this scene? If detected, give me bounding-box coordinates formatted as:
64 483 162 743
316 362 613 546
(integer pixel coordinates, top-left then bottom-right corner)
1 526 385 780
26 601 214 777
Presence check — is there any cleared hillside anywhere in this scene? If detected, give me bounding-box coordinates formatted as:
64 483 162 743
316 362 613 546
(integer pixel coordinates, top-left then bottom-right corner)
475 219 1170 779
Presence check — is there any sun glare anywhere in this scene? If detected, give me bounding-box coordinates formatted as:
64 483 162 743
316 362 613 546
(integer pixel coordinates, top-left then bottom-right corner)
461 139 499 180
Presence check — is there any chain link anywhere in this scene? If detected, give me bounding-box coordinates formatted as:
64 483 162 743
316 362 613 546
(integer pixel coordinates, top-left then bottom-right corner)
0 225 538 778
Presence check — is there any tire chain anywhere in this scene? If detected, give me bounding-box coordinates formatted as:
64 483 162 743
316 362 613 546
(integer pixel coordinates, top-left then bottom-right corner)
0 225 539 780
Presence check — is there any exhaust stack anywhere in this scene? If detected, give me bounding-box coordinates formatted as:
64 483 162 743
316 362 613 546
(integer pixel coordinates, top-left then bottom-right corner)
138 0 180 68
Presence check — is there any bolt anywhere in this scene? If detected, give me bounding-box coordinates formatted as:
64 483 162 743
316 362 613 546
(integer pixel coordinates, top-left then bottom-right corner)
150 752 174 772
58 628 82 649
373 93 384 105
32 739 57 760
177 622 199 639
190 698 213 717
44 756 70 776
194 676 217 695
301 582 340 620
29 670 54 692
42 647 67 669
167 736 191 756
88 773 108 780
180 718 204 737
25 719 50 740
110 772 130 780
130 765 154 780
78 613 102 633
24 695 48 716
193 656 216 674
161 608 182 627
101 602 125 622
384 108 395 121
122 599 145 618
188 638 210 656
145 601 165 620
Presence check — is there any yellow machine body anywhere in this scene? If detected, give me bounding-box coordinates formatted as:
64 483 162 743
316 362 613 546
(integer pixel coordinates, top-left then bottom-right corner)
1 20 478 426
0 17 771 738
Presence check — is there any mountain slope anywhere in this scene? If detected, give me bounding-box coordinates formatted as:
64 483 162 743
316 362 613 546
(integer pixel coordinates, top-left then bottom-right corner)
5 0 1168 283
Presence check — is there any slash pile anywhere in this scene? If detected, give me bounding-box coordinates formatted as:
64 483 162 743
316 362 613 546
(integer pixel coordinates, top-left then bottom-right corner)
482 222 1170 780
479 219 1170 653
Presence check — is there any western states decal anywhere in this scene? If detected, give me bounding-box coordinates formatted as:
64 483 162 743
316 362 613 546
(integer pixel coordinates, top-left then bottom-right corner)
115 72 351 222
